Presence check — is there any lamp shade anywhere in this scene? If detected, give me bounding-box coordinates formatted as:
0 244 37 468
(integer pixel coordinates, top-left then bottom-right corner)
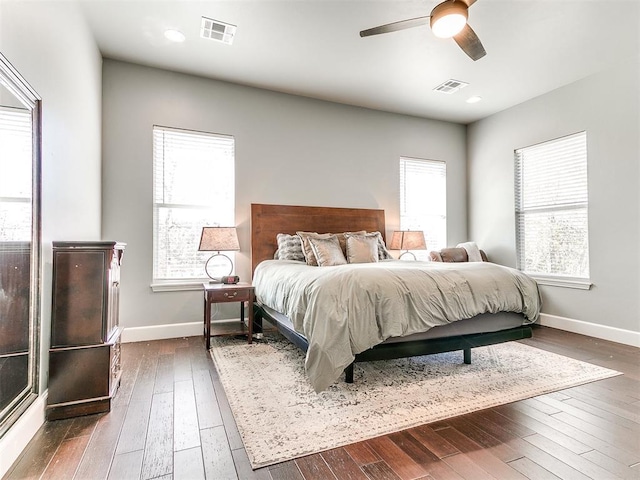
389 231 426 251
198 227 240 252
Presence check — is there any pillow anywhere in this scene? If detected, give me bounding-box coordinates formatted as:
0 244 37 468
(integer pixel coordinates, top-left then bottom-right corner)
308 236 347 267
298 230 389 264
345 233 379 264
275 233 305 262
297 231 334 266
367 231 393 260
338 230 366 256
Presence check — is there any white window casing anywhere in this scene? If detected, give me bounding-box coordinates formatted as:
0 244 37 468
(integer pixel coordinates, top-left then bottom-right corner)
152 126 235 289
515 131 591 289
399 157 447 259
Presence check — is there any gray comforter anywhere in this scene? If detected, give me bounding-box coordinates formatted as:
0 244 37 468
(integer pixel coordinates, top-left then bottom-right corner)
253 259 541 392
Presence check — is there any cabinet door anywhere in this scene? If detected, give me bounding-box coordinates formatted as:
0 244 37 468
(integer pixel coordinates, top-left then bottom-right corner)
48 346 110 405
51 250 106 347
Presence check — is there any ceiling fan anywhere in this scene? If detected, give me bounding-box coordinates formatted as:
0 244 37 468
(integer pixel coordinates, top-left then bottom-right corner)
360 0 486 61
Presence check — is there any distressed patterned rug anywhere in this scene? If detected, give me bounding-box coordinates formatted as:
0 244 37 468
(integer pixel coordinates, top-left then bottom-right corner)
209 334 620 469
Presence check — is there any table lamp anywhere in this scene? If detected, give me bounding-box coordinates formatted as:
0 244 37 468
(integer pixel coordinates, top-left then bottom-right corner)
389 230 426 260
198 227 240 280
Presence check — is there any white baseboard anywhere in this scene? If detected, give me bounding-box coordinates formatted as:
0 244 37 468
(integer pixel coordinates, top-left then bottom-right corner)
539 313 640 348
122 315 640 347
0 392 47 478
121 321 203 343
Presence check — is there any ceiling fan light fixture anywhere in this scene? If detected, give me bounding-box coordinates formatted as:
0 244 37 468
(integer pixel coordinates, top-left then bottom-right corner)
430 1 468 38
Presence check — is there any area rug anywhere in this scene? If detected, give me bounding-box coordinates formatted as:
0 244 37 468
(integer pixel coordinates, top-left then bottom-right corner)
209 334 621 469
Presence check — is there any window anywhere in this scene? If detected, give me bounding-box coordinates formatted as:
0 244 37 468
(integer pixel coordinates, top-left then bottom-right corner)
399 157 446 258
0 106 32 241
153 126 234 283
515 131 589 286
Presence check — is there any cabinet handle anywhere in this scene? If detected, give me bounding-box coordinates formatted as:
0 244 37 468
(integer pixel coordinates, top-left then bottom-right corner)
223 291 238 298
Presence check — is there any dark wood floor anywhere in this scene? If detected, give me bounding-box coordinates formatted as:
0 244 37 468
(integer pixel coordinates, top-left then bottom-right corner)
4 325 639 480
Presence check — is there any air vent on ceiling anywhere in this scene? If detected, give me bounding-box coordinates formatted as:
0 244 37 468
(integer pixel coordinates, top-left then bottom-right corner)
200 16 236 45
433 79 469 94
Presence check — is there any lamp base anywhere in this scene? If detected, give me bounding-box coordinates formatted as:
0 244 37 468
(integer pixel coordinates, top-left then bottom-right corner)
398 251 417 260
204 253 234 280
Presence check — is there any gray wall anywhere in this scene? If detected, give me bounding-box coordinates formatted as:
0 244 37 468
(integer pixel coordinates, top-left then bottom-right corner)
0 0 103 470
0 0 103 391
467 59 640 333
101 59 468 330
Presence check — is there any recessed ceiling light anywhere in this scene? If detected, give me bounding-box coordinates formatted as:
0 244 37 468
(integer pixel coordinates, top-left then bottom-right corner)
466 95 482 104
164 29 186 43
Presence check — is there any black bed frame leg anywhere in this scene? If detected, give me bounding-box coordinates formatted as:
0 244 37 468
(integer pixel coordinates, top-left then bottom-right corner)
463 348 471 364
345 363 354 383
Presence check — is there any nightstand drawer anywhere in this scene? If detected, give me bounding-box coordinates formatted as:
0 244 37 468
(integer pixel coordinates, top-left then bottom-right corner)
208 287 252 303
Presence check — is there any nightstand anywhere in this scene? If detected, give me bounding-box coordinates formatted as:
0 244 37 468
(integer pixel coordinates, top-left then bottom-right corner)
203 282 254 349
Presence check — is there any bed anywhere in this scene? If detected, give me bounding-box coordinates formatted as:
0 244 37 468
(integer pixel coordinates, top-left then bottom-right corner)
250 203 540 392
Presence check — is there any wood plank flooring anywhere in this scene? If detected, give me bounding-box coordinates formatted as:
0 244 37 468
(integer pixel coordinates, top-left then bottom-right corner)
4 325 639 479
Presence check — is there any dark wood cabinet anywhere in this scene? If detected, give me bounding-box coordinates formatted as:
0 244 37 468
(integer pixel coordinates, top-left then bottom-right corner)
47 241 125 420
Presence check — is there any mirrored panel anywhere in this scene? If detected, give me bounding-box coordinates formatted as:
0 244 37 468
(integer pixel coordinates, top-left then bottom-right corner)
0 52 41 437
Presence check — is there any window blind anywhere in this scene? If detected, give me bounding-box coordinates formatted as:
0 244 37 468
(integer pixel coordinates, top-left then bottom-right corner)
515 131 589 279
152 126 235 281
399 157 446 257
0 106 32 241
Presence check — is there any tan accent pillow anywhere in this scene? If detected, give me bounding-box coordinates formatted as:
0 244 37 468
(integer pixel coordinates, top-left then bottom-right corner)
338 230 366 256
308 236 347 267
297 232 332 266
366 231 393 260
298 231 367 265
345 233 379 264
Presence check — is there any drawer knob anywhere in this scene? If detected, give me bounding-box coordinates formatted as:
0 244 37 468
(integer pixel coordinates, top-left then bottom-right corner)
224 291 238 298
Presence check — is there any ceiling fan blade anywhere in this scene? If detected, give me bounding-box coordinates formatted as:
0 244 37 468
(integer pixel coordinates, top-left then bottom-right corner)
360 16 430 38
461 0 478 7
453 24 486 61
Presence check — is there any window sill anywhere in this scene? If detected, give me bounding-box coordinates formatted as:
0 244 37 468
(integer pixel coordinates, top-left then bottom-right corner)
529 275 592 290
150 280 209 292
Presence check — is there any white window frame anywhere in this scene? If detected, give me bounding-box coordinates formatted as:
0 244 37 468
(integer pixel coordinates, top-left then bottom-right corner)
151 125 235 291
399 157 447 260
515 131 591 289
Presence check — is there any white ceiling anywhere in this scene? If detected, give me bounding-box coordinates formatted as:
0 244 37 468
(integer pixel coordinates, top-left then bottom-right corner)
78 0 639 124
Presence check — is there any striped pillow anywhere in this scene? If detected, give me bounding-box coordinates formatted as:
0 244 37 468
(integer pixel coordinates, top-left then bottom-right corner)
275 234 305 262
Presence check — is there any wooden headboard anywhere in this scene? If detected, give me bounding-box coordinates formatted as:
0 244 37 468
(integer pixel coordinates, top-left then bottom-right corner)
251 203 386 273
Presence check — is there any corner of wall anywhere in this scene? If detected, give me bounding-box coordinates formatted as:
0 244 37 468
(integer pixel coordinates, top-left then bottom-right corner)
0 393 47 478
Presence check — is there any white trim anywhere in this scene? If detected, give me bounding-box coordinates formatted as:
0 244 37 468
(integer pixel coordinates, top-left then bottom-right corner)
0 392 47 478
121 321 203 343
150 281 207 292
539 313 640 348
531 275 592 290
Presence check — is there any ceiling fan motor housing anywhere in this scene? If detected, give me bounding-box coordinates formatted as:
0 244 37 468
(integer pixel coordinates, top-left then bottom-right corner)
430 0 469 38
